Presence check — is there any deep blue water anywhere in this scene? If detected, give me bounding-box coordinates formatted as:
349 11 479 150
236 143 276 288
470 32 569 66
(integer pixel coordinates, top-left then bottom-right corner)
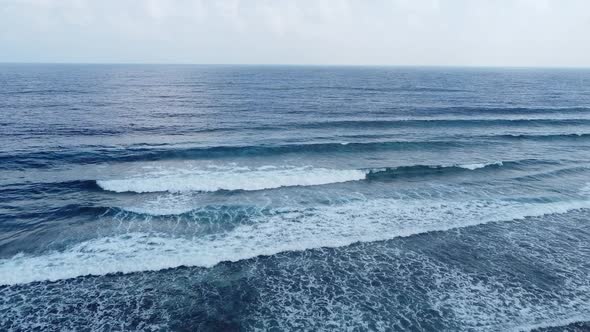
1 64 590 331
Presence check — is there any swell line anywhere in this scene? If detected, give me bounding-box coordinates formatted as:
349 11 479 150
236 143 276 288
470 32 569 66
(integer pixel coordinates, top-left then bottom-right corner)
5 131 590 170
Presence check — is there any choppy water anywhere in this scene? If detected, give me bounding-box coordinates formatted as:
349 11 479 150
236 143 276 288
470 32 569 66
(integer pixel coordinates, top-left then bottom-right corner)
1 64 590 331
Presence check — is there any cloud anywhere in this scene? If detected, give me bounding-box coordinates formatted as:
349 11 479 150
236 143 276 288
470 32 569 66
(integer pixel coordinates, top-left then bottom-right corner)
0 0 589 66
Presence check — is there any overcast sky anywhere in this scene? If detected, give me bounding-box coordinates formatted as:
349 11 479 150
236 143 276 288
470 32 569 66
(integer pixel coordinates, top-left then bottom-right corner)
1 0 589 67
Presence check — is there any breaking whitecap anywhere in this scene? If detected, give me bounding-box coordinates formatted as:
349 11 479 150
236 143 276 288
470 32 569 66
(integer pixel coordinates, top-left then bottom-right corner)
2 196 589 286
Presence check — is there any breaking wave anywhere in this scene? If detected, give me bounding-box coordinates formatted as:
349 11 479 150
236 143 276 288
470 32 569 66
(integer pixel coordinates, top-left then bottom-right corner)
96 162 508 193
1 197 588 285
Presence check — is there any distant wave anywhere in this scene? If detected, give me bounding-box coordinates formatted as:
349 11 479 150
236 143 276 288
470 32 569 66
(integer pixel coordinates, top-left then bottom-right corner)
391 106 590 117
4 131 588 171
96 162 508 194
1 198 588 285
3 89 90 95
491 133 590 140
294 118 590 130
255 85 468 93
8 115 590 138
0 140 467 170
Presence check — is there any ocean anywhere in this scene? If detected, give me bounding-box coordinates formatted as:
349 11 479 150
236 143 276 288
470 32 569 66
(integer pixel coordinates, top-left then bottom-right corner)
1 64 590 331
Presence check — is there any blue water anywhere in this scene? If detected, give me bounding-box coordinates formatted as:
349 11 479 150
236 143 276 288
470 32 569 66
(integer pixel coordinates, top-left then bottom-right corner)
1 64 590 331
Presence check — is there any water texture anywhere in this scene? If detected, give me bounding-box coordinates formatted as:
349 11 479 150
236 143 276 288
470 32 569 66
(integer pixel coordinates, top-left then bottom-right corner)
1 64 590 331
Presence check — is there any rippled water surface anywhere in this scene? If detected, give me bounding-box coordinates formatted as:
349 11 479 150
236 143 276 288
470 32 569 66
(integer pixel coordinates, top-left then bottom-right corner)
1 64 590 331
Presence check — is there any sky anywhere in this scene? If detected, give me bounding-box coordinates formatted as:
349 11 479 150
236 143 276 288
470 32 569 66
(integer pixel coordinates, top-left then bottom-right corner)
1 0 589 67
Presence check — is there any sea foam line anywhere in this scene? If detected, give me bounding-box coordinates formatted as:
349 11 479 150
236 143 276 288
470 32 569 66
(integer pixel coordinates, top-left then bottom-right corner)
96 162 504 193
1 198 588 286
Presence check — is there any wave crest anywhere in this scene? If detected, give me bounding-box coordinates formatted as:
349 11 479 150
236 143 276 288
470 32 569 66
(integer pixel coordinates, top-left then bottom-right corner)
97 165 366 193
97 162 509 194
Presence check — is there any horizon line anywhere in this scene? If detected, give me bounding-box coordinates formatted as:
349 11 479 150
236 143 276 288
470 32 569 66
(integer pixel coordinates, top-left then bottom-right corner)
1 62 590 70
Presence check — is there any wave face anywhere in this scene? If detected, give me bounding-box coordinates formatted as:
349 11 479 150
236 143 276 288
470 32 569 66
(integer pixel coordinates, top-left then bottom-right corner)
2 65 590 331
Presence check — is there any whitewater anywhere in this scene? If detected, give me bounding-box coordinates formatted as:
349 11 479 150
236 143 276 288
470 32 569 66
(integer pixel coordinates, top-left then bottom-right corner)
95 162 504 193
2 197 589 285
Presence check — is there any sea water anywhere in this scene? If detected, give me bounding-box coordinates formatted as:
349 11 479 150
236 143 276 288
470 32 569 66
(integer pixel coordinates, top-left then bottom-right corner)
1 64 590 331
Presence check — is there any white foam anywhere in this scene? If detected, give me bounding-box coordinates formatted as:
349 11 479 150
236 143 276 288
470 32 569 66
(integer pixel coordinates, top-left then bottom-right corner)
121 194 196 216
512 315 590 332
457 161 503 170
97 165 366 193
1 198 588 286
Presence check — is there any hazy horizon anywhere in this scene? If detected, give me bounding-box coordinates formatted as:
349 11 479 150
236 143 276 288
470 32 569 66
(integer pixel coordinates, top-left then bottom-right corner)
1 0 589 67
2 62 590 69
